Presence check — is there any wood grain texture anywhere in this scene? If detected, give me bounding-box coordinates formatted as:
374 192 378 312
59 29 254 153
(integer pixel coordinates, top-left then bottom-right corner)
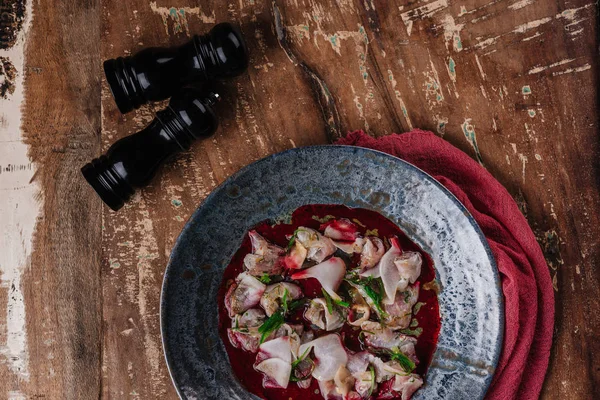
0 0 103 398
100 1 327 398
98 1 599 399
0 0 597 398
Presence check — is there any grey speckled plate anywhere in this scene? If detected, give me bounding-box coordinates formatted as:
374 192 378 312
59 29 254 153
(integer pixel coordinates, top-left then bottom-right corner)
161 146 504 400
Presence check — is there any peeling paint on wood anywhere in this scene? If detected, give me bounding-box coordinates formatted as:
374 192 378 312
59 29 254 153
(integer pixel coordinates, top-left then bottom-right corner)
461 118 484 165
0 0 35 391
400 0 448 36
149 1 216 36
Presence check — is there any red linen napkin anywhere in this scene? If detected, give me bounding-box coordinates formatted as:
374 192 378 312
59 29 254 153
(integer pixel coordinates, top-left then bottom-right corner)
336 130 554 400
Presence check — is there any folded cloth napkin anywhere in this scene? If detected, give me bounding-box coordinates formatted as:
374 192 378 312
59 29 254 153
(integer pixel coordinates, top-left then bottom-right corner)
336 130 554 400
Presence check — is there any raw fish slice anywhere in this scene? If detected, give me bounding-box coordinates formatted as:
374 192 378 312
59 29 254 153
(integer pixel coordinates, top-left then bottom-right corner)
378 238 403 304
249 230 285 256
243 230 285 276
255 358 292 389
392 374 424 400
260 282 303 316
346 303 371 327
333 237 365 254
227 308 266 352
283 240 307 270
354 370 376 398
234 308 266 327
227 329 261 353
305 298 345 331
291 257 346 301
346 351 371 374
333 365 355 396
298 334 348 381
394 251 422 292
225 272 266 317
383 283 420 330
321 219 360 241
360 321 418 361
257 336 292 363
254 336 293 389
296 227 337 263
359 237 385 271
317 380 343 400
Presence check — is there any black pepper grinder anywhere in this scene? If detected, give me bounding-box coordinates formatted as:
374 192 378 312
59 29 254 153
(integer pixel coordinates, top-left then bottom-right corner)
104 22 248 113
81 89 219 211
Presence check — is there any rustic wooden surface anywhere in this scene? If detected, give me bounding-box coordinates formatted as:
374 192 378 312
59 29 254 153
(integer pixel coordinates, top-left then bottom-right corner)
0 0 598 399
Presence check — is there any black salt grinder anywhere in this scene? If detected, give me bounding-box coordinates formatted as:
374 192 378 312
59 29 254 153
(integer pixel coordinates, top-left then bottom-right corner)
103 22 248 114
81 89 219 211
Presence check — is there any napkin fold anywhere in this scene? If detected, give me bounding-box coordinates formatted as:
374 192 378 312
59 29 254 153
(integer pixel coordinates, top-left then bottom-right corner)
336 130 554 400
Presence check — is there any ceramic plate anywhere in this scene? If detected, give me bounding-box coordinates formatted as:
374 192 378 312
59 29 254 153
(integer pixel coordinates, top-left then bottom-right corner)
160 146 504 399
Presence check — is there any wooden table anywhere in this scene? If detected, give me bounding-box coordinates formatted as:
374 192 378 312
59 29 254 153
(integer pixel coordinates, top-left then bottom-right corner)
0 0 597 398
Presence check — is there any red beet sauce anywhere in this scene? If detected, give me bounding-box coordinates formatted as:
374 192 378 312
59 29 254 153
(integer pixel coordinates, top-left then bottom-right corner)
217 205 441 400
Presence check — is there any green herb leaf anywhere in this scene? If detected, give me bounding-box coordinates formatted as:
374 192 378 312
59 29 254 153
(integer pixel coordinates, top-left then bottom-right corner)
390 350 416 373
344 275 387 317
335 299 350 308
286 228 302 250
367 365 375 397
292 347 311 368
400 327 423 337
413 302 425 315
256 291 307 345
259 273 271 284
282 288 290 315
321 288 348 311
311 215 335 223
364 228 379 237
404 290 412 303
322 288 334 315
363 284 388 318
410 318 419 328
288 299 306 312
257 311 285 344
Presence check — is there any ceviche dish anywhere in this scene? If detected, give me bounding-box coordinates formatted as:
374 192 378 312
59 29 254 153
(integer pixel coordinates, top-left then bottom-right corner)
218 205 441 400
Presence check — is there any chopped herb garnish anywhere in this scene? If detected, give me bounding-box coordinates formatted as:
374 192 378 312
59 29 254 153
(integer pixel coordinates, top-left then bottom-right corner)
352 218 366 228
375 278 385 297
282 288 290 314
257 290 300 344
413 302 426 315
422 279 440 293
390 348 416 372
259 273 271 284
322 288 334 315
367 365 375 397
335 299 350 308
311 215 335 223
344 274 388 318
410 318 419 328
288 298 307 311
365 228 379 237
363 284 388 318
404 290 412 303
258 311 285 344
322 288 349 315
292 347 311 368
400 327 423 337
286 229 300 250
